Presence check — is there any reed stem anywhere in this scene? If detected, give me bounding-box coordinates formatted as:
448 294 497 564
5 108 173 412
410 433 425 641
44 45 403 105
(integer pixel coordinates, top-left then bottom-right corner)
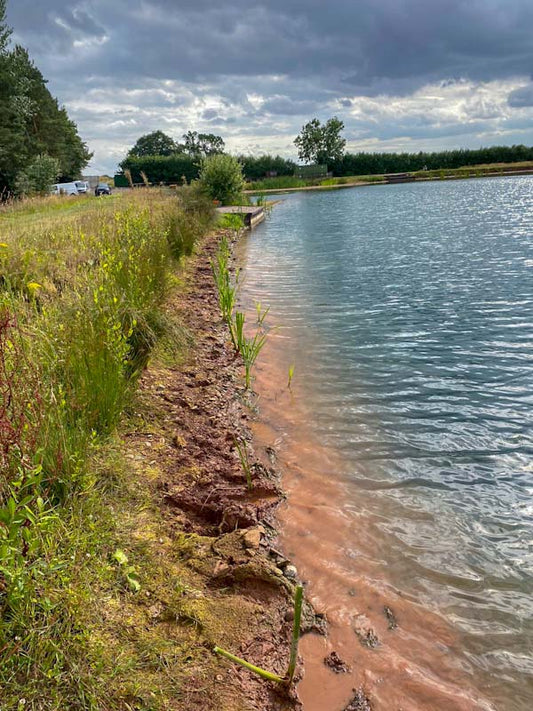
213 647 285 684
287 584 303 683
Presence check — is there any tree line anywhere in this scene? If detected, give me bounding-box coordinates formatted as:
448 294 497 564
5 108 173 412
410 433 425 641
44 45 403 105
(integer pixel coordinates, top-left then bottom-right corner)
120 137 533 187
0 1 91 197
330 144 533 176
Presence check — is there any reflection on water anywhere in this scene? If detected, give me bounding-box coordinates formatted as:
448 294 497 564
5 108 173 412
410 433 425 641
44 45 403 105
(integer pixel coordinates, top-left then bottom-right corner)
239 177 533 710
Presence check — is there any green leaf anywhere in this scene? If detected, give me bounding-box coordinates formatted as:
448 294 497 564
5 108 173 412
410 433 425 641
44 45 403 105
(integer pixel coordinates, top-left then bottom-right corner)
113 549 128 566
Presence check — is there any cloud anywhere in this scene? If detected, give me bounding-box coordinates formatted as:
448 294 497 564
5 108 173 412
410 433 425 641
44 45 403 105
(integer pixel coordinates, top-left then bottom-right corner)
5 0 533 173
508 83 533 107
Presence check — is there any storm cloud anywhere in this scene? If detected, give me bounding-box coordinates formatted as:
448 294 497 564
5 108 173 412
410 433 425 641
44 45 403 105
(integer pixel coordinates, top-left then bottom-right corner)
7 0 533 173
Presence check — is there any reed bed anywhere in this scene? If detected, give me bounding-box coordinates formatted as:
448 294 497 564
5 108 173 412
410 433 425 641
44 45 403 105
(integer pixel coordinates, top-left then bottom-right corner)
211 234 268 389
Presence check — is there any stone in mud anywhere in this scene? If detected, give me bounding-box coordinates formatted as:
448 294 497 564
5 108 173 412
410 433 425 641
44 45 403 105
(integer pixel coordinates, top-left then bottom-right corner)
343 687 372 711
242 528 262 549
284 564 298 579
384 605 398 630
354 614 379 648
300 603 328 636
356 629 379 648
324 651 351 674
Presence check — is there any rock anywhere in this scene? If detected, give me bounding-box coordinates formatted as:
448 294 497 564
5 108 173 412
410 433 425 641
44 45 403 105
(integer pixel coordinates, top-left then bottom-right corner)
242 528 262 549
284 564 298 579
172 433 187 449
213 561 231 577
384 605 398 630
324 651 351 674
343 688 372 711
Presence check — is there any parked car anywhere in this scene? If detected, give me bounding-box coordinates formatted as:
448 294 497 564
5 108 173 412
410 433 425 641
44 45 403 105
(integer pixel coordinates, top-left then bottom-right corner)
95 182 111 196
51 182 79 196
75 180 89 194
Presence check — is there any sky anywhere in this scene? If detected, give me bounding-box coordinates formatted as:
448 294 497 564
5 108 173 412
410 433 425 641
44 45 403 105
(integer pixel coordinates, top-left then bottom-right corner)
6 0 533 175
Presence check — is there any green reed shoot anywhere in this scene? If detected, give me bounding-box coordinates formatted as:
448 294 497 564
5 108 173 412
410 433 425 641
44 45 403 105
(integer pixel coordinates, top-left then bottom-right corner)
287 364 295 389
231 311 267 389
234 438 253 490
211 236 239 346
212 647 285 684
255 301 270 325
214 584 304 685
287 584 303 683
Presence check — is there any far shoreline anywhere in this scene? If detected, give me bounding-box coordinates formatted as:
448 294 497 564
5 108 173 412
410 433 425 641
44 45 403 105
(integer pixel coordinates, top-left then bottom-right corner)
245 165 533 196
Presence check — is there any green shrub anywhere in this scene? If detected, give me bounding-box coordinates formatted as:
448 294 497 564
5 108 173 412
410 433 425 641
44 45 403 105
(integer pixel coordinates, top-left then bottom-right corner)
217 213 244 230
197 154 245 205
15 154 60 196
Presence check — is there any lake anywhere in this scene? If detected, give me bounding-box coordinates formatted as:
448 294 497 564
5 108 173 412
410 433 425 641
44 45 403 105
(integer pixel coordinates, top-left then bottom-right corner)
239 177 533 710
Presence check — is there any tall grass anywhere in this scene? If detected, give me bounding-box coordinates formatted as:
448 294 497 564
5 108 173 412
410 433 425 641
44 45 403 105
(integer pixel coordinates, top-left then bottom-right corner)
0 189 214 706
211 235 239 346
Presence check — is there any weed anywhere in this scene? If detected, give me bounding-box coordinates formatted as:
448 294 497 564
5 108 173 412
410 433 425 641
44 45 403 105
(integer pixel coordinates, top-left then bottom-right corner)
217 213 244 231
231 311 267 389
234 438 253 490
255 301 270 325
113 549 141 592
287 364 295 389
211 236 239 343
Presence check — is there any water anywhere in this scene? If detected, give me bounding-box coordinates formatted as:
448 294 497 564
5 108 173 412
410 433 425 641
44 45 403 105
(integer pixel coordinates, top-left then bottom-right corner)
241 177 533 709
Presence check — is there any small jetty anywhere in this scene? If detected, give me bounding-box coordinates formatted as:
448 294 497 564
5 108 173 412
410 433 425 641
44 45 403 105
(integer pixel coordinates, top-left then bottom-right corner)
216 205 265 228
384 172 415 184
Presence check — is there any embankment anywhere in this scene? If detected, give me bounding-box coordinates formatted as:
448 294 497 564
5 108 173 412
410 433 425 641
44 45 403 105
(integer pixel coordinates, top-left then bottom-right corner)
0 192 302 711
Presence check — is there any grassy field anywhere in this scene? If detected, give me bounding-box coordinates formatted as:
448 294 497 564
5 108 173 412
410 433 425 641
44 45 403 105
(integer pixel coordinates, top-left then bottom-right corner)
245 160 533 193
0 189 220 709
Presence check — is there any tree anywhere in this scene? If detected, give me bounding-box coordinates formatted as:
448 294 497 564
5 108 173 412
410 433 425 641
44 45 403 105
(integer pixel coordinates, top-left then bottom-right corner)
294 117 346 166
182 131 225 157
128 131 179 157
7 47 92 181
197 154 244 205
0 14 91 195
15 153 59 195
0 0 10 51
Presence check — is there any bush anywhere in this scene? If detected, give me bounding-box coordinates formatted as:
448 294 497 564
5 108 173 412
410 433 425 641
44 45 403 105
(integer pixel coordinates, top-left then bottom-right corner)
118 154 200 184
197 154 244 205
15 154 60 196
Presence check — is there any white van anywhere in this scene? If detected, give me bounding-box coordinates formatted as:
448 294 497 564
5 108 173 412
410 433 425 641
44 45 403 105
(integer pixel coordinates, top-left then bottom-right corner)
75 180 89 194
51 182 79 196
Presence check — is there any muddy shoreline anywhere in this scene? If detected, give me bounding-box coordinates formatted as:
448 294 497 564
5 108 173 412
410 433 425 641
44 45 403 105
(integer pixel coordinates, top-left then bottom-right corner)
131 229 318 710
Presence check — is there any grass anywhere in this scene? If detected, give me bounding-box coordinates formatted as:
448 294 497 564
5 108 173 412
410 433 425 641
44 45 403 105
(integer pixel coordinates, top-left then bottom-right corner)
0 188 219 709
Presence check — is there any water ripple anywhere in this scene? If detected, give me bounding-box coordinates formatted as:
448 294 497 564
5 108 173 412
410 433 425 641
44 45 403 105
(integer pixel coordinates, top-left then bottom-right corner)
243 177 533 708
